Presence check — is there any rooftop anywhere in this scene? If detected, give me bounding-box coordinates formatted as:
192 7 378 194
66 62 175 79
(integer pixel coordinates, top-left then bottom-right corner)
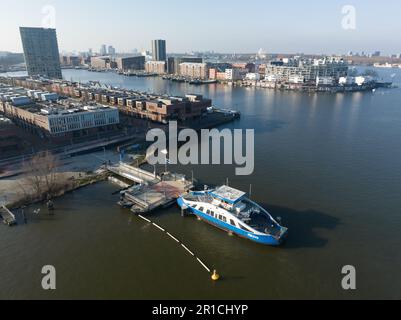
10 98 116 117
210 185 246 204
40 101 115 116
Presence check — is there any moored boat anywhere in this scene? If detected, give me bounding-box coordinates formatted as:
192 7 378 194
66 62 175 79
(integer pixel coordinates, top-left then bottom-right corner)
177 185 288 246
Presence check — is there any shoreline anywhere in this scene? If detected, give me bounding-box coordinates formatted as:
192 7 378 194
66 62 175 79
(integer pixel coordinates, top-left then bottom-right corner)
5 170 110 210
60 67 395 94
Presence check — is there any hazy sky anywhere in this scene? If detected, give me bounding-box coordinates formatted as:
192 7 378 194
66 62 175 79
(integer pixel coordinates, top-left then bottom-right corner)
1 0 401 54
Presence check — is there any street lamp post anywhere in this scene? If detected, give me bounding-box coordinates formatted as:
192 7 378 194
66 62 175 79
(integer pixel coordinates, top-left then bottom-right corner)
161 149 168 174
161 149 169 199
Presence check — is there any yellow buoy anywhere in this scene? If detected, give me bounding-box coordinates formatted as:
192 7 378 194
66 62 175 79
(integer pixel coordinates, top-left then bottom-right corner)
211 270 220 281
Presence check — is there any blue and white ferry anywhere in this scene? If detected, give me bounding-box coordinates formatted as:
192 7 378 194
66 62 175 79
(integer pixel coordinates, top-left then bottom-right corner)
177 186 288 246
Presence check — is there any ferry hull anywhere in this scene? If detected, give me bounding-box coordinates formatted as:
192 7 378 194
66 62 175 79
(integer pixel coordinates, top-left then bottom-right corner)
178 197 287 246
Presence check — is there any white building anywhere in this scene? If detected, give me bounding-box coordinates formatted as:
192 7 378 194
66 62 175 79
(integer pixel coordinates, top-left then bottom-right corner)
2 87 120 137
265 75 278 82
44 105 120 134
339 76 355 85
245 73 260 81
316 76 334 86
265 56 349 83
289 75 305 84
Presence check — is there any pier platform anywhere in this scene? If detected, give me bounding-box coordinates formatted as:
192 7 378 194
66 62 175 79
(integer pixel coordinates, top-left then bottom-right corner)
126 175 193 214
109 162 194 214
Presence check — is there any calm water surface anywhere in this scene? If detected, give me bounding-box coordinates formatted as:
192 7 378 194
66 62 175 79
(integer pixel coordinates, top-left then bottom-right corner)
0 68 400 299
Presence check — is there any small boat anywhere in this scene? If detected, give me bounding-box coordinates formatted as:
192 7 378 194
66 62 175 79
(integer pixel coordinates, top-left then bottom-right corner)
189 79 202 85
177 185 288 246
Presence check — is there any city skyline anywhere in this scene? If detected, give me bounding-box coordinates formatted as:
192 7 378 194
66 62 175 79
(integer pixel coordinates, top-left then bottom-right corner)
1 0 401 55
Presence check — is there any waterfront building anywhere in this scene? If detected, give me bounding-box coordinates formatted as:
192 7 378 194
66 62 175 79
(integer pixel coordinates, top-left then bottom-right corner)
0 86 119 139
116 56 145 71
257 64 267 78
208 63 233 80
60 55 83 67
265 75 278 82
209 68 217 80
246 63 256 73
264 57 348 83
209 68 227 81
216 71 227 81
316 76 334 86
289 75 305 84
232 63 256 73
19 27 62 79
90 56 115 69
151 40 167 62
120 94 211 123
167 57 203 74
179 63 209 79
145 61 166 74
245 73 261 81
1 77 212 124
225 68 248 81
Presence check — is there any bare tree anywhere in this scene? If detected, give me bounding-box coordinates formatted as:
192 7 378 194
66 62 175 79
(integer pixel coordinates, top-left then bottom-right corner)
21 151 64 200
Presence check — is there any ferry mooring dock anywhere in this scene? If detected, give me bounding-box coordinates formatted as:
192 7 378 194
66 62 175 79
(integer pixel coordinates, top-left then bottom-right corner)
108 163 194 214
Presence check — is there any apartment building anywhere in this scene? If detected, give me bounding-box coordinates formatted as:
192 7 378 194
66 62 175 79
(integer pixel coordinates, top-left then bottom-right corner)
0 85 119 139
1 77 212 124
179 63 209 79
167 57 203 74
145 61 166 74
116 56 145 71
19 27 62 79
265 57 349 83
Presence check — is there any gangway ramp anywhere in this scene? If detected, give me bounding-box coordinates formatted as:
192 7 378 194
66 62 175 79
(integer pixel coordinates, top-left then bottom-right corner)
107 162 161 185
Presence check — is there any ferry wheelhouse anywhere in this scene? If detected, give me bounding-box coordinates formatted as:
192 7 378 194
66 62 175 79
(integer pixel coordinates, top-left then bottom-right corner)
177 186 288 246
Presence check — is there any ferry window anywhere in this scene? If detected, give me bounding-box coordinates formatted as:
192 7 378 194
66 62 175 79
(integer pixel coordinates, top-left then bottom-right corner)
240 224 252 232
211 212 215 217
230 220 236 227
222 217 227 223
199 207 204 212
218 215 223 221
192 205 197 208
206 210 211 215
